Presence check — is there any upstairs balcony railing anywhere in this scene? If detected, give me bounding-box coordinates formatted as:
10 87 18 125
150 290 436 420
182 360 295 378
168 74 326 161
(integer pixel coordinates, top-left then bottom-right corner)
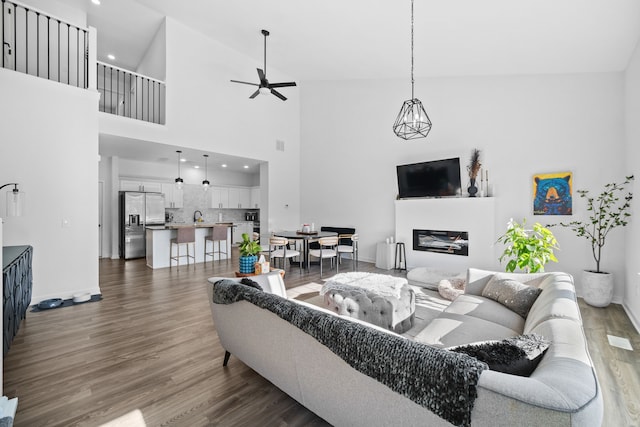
97 61 165 125
1 0 90 88
2 0 165 126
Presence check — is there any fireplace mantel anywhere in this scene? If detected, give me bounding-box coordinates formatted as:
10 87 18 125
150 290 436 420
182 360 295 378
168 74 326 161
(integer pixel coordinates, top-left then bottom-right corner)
395 198 496 272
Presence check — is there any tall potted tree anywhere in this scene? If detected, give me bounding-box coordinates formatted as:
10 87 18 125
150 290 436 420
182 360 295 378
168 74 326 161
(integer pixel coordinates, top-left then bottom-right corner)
496 218 559 273
552 175 634 307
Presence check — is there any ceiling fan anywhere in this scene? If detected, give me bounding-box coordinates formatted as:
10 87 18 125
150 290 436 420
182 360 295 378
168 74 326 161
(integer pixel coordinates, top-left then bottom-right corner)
230 29 297 101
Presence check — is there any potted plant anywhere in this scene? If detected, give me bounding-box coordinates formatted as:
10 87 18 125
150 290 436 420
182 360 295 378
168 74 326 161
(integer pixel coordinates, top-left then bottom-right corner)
496 218 559 273
238 233 262 274
551 175 634 307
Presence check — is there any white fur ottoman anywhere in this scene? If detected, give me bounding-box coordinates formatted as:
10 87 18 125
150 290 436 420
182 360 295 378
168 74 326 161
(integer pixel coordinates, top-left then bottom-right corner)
320 272 415 333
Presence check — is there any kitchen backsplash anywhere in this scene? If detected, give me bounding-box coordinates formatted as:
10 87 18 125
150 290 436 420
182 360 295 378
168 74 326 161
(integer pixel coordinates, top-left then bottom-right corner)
165 184 257 223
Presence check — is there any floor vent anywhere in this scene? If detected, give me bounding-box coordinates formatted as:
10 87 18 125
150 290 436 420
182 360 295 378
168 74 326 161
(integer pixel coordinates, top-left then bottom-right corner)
607 334 633 351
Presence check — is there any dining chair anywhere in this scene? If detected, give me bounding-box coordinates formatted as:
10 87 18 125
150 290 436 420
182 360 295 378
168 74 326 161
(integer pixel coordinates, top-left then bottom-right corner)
268 237 302 273
308 236 339 278
337 233 359 271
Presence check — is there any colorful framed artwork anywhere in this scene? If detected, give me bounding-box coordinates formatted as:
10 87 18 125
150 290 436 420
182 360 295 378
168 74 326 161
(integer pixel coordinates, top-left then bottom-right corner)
533 172 573 215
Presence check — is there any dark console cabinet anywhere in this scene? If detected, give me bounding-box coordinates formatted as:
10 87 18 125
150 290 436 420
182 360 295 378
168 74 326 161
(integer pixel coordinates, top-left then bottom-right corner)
3 245 33 356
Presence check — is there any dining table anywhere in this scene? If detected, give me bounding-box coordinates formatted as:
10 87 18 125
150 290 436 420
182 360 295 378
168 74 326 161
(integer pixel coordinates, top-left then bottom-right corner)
273 230 338 272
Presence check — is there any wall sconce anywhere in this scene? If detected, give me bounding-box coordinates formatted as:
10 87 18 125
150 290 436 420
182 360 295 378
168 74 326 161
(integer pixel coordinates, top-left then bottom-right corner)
1 183 25 217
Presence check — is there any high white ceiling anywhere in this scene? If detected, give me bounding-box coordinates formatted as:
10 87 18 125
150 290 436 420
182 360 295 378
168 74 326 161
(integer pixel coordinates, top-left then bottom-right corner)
53 0 640 172
78 0 640 80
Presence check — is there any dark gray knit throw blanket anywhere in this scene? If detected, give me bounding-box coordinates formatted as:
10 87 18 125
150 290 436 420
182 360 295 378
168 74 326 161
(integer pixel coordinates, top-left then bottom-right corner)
213 280 487 427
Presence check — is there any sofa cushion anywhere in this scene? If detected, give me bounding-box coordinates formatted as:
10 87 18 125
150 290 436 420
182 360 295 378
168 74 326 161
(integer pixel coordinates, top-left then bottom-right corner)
413 311 521 347
407 267 465 290
449 334 550 377
444 294 525 333
524 273 581 333
482 277 542 318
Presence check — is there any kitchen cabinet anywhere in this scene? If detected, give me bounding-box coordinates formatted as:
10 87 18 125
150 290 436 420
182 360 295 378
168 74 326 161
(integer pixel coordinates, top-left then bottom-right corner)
233 222 254 244
120 180 163 193
161 183 184 208
211 186 229 209
212 186 252 209
250 187 261 209
228 187 251 209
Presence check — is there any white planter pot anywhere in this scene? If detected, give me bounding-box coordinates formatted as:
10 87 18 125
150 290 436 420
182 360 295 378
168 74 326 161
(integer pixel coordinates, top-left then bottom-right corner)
582 270 614 307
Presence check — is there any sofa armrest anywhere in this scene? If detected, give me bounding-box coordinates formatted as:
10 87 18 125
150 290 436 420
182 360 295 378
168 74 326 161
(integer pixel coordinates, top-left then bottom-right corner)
208 270 287 298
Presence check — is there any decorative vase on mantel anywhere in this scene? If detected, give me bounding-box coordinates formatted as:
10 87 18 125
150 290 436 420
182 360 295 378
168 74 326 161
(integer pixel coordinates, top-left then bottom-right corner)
582 270 614 307
468 178 478 197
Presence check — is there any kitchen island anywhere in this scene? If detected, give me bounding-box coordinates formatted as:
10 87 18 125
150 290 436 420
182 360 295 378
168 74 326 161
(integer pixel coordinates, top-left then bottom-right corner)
145 223 233 269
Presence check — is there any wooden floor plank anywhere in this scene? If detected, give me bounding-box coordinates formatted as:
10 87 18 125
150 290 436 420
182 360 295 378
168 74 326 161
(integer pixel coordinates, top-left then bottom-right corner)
3 255 639 426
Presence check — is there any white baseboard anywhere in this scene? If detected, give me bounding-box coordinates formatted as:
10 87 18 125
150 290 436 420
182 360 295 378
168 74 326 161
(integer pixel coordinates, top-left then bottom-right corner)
622 302 640 334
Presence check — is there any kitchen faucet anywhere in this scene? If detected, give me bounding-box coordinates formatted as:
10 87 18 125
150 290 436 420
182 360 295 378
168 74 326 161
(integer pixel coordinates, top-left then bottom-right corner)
193 210 203 222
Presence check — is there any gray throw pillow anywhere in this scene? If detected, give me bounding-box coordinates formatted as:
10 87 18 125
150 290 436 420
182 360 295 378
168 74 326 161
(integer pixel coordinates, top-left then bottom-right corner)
482 278 542 318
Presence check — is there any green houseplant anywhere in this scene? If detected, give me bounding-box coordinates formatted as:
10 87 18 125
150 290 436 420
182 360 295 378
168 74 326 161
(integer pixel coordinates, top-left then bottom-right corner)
238 233 262 274
497 218 559 273
551 175 634 307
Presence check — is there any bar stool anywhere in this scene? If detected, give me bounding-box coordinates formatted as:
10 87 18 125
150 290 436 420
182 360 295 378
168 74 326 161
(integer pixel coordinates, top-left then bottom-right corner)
205 225 229 263
170 227 196 269
394 242 406 271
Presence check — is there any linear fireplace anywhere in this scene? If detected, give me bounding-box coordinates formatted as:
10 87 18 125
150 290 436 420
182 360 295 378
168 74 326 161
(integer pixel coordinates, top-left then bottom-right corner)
413 229 469 256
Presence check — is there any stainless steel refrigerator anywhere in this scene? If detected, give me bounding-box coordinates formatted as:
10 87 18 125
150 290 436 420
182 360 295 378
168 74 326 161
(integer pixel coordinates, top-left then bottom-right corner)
119 192 165 259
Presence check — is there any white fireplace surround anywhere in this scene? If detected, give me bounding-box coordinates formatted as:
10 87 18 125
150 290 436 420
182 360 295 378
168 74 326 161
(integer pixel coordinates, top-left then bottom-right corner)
395 198 496 272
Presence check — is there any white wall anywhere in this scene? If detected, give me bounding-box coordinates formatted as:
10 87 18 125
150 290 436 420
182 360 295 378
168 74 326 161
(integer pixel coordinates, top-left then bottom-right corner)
300 72 628 301
624 38 640 331
0 68 100 302
99 17 301 234
136 18 166 81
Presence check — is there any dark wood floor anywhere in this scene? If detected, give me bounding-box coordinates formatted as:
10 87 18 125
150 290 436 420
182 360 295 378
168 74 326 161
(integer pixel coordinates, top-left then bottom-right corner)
3 253 639 426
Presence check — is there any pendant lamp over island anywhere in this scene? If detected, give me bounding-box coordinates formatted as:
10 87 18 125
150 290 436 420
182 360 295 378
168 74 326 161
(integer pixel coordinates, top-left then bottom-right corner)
175 150 184 189
202 154 210 191
393 0 432 140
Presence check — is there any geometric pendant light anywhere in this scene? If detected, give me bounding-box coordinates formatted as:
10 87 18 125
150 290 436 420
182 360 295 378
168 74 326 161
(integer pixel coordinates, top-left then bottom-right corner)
393 0 432 140
202 154 210 191
175 150 184 189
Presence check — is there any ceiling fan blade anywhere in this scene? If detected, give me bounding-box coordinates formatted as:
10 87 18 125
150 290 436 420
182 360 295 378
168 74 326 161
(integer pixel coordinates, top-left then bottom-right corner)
269 82 297 88
257 68 267 85
271 89 287 101
249 89 260 99
231 79 259 87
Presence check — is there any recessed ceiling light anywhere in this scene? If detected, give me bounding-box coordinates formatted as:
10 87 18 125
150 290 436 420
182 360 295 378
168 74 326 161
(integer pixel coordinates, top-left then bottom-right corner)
194 165 200 169
107 54 115 61
243 165 249 169
221 164 227 168
180 158 186 162
91 0 101 5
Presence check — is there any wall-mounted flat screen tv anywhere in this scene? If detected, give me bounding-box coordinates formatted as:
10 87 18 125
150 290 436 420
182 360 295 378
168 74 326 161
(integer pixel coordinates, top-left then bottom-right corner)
397 157 462 199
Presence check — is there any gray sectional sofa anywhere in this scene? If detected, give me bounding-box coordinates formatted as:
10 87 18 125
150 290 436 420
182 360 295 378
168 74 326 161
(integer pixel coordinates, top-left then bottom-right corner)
207 268 603 426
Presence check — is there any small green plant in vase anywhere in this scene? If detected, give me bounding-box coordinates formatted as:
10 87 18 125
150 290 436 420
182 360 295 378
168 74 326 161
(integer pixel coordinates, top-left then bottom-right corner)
497 218 559 273
238 233 262 274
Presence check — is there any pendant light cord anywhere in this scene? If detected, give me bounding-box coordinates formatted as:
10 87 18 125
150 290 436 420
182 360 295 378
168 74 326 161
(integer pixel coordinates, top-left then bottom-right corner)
411 0 415 100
